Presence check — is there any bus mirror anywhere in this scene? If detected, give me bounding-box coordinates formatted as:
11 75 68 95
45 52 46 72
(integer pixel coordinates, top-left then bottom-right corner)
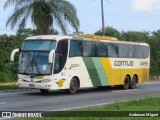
10 48 19 61
48 49 55 63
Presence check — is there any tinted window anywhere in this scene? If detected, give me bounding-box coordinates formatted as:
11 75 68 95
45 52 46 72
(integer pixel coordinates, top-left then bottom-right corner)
119 44 129 58
129 45 136 58
97 43 108 57
143 46 150 58
83 42 96 57
22 40 56 51
108 43 119 57
136 46 144 58
54 40 68 74
69 40 83 57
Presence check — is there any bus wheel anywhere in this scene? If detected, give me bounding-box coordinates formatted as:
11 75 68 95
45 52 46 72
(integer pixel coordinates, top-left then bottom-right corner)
123 76 130 90
67 78 78 94
130 76 137 89
40 89 49 94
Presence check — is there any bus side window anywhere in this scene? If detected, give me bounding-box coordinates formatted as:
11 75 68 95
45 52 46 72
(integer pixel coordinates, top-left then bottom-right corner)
69 40 83 57
54 40 68 74
83 42 96 57
143 46 150 58
108 43 119 58
129 45 136 58
97 43 108 57
136 46 144 58
119 44 129 58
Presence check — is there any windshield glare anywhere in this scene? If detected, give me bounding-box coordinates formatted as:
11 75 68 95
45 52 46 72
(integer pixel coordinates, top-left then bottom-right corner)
22 40 56 51
19 52 52 75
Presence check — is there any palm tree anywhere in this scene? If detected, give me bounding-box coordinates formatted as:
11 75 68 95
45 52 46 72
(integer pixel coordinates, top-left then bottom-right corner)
4 0 80 35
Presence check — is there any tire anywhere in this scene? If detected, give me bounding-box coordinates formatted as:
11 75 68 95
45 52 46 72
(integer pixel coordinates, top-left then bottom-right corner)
67 78 79 94
40 89 49 94
123 76 130 90
130 76 137 89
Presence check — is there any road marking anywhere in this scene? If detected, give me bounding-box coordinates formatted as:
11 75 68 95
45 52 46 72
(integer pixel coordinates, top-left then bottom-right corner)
112 89 139 93
0 117 12 120
51 102 115 111
0 91 36 96
0 118 10 120
0 102 6 105
0 93 16 96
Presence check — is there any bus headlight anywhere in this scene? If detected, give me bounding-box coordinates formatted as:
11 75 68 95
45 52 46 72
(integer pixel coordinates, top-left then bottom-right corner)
41 79 52 83
18 78 23 81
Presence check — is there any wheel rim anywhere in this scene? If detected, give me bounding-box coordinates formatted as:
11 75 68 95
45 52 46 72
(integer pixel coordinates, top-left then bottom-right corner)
124 79 128 86
132 77 137 87
124 76 130 89
70 80 77 90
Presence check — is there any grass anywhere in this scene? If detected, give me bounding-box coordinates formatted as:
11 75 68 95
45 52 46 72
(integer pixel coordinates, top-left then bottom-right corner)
20 97 160 120
0 82 16 86
79 97 160 111
0 82 18 90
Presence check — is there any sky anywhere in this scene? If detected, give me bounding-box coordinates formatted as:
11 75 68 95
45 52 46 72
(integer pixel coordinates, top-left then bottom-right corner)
0 0 160 35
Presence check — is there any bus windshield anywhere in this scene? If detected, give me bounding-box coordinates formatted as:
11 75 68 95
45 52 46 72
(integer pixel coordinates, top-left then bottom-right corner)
19 52 52 75
18 40 56 75
22 40 56 51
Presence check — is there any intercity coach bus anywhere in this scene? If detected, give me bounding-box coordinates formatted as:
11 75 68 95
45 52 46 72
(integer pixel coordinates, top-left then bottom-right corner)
10 35 150 94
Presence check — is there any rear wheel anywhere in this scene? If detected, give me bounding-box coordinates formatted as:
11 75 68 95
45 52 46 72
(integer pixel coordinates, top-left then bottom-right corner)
40 89 49 94
67 78 79 94
123 76 130 90
130 76 137 89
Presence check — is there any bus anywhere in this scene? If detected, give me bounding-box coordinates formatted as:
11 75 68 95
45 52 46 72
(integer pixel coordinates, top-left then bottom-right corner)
10 35 150 94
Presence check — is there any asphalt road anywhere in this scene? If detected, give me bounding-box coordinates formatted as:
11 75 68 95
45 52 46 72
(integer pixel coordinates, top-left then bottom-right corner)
0 81 160 111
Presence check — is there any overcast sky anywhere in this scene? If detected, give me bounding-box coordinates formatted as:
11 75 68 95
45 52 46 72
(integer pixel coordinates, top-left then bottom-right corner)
0 0 160 35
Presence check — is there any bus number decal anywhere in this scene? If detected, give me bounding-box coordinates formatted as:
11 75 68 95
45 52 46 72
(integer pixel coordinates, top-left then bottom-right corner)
140 61 148 66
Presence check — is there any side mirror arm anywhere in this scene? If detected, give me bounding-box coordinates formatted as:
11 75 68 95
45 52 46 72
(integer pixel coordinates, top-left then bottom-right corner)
10 48 19 61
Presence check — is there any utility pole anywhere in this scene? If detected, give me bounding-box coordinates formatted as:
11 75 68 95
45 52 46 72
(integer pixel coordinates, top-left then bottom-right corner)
101 0 105 36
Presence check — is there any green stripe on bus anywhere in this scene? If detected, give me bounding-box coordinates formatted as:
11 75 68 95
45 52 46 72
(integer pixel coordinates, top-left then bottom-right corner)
92 58 108 86
83 57 101 87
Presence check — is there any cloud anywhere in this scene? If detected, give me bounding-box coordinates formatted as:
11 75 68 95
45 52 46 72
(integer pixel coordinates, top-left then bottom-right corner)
132 0 160 12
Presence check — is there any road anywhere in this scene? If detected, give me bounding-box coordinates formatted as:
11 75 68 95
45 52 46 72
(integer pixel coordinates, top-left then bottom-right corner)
0 81 160 111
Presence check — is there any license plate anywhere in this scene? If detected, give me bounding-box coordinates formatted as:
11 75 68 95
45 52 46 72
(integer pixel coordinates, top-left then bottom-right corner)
29 84 35 88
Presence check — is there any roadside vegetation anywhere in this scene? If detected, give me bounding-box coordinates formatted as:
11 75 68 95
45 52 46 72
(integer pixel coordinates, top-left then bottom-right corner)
0 84 18 90
21 97 160 120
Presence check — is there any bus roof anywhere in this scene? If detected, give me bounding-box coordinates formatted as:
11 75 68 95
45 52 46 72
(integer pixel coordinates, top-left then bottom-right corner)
25 35 118 41
25 35 72 41
25 35 149 46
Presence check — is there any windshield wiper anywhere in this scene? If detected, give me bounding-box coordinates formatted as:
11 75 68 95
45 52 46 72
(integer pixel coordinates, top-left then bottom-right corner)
31 55 41 75
34 59 41 74
23 54 41 75
23 60 31 74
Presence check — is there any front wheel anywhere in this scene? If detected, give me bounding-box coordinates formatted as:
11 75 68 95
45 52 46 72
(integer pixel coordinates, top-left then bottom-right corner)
67 78 79 94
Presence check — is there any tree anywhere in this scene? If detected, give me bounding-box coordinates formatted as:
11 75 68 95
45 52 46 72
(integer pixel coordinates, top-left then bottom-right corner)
95 26 121 39
121 31 149 42
4 0 80 35
16 28 59 36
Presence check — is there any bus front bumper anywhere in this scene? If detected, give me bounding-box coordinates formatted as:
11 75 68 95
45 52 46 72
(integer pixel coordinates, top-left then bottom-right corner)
17 80 54 90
